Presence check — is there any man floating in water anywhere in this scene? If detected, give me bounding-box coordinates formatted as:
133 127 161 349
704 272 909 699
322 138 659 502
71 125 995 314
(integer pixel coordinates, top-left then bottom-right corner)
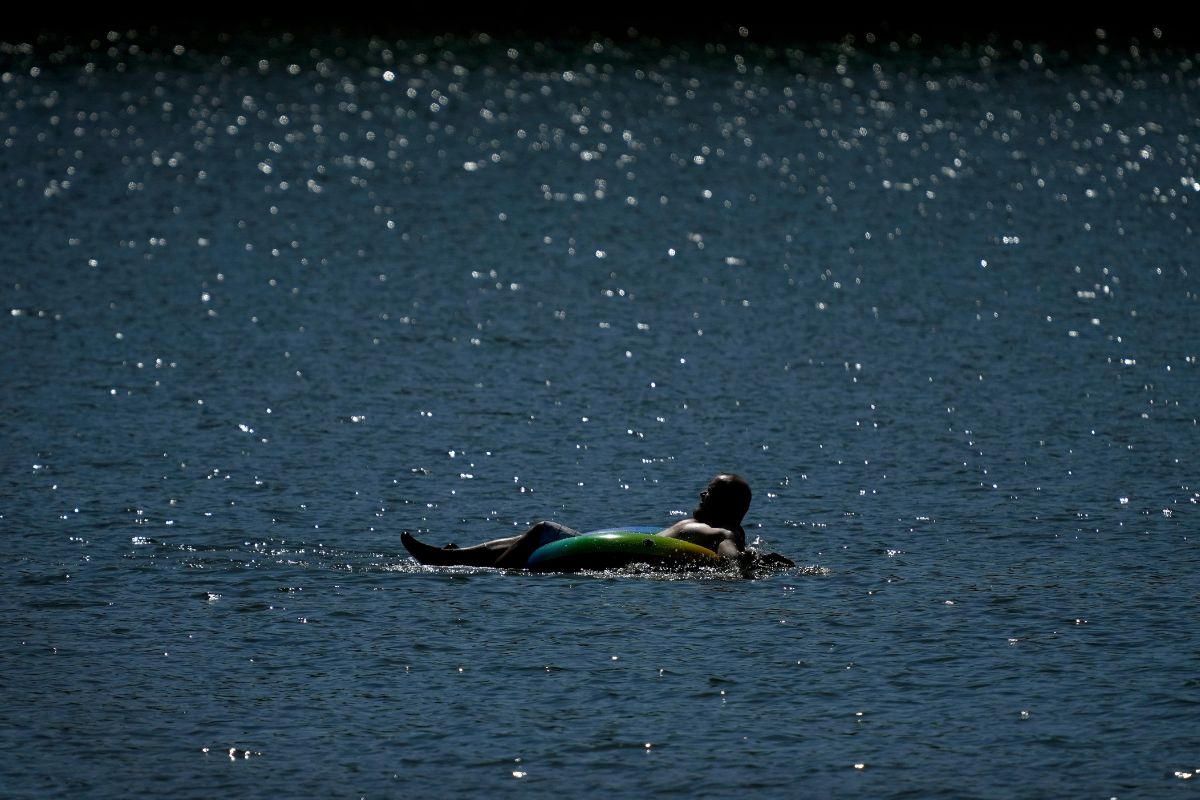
401 473 794 571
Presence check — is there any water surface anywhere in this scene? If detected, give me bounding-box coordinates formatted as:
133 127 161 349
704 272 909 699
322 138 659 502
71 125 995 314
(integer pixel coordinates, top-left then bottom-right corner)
2 24 1198 798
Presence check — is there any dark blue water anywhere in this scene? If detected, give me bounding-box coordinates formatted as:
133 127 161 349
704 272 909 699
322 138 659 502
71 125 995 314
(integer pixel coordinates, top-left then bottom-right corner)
3 25 1199 798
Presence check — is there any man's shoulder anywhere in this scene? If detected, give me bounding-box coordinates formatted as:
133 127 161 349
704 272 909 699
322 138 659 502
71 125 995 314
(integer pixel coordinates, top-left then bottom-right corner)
660 519 738 539
659 518 704 535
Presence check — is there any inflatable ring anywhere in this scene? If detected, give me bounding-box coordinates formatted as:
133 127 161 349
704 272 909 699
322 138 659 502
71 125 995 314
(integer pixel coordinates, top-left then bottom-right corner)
525 526 721 572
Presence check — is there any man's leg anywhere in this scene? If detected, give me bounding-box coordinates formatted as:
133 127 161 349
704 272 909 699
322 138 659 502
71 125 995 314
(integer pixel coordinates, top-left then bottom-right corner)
493 521 579 567
401 532 512 566
402 521 579 568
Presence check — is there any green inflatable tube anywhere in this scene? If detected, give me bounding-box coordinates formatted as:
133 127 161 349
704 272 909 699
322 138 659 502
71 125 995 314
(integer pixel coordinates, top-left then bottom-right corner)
525 527 721 572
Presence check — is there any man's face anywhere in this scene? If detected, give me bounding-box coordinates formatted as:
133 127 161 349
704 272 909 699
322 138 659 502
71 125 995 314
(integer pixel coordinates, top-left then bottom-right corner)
694 479 723 517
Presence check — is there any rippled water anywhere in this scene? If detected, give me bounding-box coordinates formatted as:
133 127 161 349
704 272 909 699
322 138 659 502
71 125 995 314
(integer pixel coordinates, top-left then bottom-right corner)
3 24 1198 798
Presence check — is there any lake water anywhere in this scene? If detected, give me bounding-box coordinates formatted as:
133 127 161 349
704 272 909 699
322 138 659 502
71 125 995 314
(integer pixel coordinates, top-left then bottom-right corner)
2 24 1198 798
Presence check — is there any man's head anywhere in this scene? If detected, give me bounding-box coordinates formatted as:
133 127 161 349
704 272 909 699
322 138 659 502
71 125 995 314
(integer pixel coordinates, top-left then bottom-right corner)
693 473 752 527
